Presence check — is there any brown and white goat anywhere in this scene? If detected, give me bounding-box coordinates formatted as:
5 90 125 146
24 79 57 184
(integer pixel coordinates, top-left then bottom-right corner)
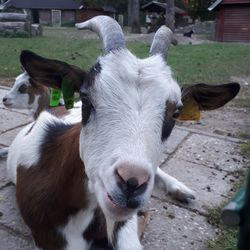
7 16 240 250
2 53 86 120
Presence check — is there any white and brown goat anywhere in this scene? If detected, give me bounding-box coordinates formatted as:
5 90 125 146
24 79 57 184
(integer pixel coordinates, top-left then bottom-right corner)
2 54 86 120
6 16 240 250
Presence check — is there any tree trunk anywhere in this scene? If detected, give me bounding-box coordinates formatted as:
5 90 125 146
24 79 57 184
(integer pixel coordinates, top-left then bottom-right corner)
31 24 43 36
0 13 29 22
127 0 133 26
130 0 141 34
165 0 175 32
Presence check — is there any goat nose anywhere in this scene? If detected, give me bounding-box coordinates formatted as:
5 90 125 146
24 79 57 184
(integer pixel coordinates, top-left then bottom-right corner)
116 164 150 193
2 97 7 103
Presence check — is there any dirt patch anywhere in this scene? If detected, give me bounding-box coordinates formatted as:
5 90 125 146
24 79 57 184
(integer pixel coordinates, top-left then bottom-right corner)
0 78 15 87
178 105 249 138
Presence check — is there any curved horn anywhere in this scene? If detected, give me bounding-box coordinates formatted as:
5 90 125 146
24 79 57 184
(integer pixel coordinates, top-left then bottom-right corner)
76 15 125 55
149 26 177 60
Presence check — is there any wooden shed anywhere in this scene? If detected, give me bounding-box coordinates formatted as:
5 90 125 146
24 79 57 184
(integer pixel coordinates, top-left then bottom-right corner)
208 0 250 42
0 0 116 26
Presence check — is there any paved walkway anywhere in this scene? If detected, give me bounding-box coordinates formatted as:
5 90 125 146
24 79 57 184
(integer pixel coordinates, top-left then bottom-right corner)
0 86 247 250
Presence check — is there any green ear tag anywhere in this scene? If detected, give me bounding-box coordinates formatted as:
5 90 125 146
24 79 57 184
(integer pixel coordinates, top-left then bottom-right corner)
62 78 74 109
50 88 61 107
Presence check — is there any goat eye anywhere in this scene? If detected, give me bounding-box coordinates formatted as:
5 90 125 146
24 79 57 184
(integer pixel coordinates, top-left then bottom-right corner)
18 84 28 94
81 92 93 125
81 93 92 107
173 106 183 119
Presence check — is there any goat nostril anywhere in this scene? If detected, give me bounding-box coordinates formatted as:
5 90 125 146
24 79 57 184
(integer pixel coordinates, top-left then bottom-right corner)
126 177 139 191
2 97 7 103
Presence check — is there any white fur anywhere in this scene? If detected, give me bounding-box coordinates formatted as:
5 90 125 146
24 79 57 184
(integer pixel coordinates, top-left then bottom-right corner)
60 208 94 250
156 167 195 199
7 112 72 183
116 215 142 250
80 50 181 220
3 72 32 109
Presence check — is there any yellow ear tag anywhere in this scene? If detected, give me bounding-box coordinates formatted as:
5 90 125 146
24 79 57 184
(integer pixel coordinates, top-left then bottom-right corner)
178 98 201 121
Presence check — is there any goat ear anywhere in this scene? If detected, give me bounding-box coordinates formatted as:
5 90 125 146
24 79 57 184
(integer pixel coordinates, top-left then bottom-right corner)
177 83 240 121
20 50 86 92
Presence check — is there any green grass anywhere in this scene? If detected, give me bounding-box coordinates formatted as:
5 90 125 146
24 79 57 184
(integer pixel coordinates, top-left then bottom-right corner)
238 132 250 140
206 141 250 250
0 31 250 85
241 141 250 157
206 180 243 250
168 43 250 84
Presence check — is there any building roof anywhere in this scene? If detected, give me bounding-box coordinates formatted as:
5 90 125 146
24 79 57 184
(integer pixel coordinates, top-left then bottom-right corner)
208 0 250 11
0 0 82 10
0 0 117 12
141 1 187 14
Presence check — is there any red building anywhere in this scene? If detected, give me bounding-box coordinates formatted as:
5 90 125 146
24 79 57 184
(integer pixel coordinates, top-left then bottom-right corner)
209 0 250 42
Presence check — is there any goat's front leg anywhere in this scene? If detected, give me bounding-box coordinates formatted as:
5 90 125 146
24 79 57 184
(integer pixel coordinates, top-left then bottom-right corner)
108 215 142 250
156 167 195 202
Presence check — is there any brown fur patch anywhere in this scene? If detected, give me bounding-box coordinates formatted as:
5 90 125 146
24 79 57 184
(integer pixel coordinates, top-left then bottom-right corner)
16 123 88 249
26 80 50 119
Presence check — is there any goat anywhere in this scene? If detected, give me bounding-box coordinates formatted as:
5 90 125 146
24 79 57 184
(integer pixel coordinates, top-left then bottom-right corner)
2 55 86 120
183 29 194 38
0 54 85 159
6 16 240 250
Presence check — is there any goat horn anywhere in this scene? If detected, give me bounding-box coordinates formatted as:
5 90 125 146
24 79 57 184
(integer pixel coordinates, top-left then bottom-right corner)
76 15 125 55
149 26 177 60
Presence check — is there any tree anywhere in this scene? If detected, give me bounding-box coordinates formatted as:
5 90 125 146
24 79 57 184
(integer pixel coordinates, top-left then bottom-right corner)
128 0 141 33
188 0 215 21
165 0 175 31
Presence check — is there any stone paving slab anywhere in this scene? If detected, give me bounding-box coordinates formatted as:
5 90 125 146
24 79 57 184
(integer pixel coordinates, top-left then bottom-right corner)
164 128 190 155
153 158 234 213
174 133 243 172
0 126 26 146
0 108 29 134
0 88 8 109
0 228 34 250
0 185 31 236
142 198 216 250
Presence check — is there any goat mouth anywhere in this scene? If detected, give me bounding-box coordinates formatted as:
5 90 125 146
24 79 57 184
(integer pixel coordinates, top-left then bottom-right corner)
105 191 134 217
98 178 135 218
3 102 12 107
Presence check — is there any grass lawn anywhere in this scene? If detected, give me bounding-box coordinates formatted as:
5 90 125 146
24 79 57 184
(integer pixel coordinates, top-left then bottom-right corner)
0 28 250 84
